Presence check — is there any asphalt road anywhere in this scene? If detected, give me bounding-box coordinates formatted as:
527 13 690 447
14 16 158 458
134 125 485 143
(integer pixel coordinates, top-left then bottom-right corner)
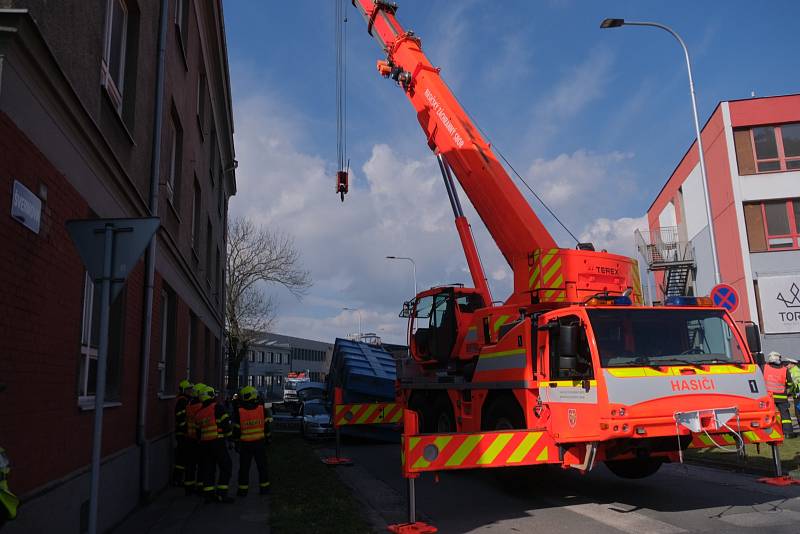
319 439 800 534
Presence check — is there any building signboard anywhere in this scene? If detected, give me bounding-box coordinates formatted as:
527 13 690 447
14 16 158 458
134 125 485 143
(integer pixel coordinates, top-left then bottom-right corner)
11 180 42 234
758 275 800 334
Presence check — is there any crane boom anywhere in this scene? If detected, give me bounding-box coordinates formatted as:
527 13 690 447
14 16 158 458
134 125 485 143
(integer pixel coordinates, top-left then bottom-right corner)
351 0 557 274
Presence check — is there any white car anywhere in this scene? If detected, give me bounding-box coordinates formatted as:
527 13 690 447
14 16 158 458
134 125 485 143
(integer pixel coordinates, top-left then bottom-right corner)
300 401 334 439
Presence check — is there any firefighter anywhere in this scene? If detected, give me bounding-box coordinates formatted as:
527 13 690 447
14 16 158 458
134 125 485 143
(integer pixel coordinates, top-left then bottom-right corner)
184 382 206 495
197 386 234 503
172 379 194 486
764 351 795 438
785 358 800 425
232 386 271 496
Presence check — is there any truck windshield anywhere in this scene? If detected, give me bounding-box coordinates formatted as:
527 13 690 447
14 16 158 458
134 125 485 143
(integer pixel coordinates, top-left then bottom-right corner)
586 308 748 368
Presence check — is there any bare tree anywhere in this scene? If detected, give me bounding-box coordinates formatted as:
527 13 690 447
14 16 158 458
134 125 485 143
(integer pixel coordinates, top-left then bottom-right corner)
225 217 311 394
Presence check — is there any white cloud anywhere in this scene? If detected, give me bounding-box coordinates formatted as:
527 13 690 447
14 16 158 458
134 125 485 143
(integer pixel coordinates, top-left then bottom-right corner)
579 215 647 259
535 48 615 123
525 149 638 235
229 89 513 344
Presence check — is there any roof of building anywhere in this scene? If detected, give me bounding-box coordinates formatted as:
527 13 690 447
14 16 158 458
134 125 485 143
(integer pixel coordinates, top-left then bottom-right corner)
258 332 334 351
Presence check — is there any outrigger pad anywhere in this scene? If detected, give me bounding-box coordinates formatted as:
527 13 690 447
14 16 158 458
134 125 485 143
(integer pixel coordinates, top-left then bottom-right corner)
387 521 438 533
757 476 800 486
321 456 354 466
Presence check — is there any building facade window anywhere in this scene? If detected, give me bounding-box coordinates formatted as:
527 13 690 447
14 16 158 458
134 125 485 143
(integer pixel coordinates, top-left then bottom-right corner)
187 312 197 380
167 107 183 205
158 288 177 394
78 272 125 402
205 218 213 286
734 123 800 174
192 179 201 252
215 247 221 301
101 0 128 112
744 199 800 252
248 350 255 362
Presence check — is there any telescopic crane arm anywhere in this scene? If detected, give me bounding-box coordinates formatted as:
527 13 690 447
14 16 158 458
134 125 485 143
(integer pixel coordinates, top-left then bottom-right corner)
351 0 558 278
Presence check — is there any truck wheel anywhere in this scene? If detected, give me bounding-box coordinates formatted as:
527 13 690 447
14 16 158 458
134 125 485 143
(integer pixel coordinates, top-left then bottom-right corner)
605 458 663 479
482 396 525 430
432 395 456 433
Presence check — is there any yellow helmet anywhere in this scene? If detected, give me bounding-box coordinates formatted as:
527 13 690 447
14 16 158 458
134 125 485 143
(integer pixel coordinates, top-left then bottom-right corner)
240 385 258 402
179 379 193 392
192 383 207 398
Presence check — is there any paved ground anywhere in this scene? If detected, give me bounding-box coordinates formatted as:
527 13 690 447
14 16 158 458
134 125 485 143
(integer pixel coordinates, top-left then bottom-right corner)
112 455 269 534
319 440 800 534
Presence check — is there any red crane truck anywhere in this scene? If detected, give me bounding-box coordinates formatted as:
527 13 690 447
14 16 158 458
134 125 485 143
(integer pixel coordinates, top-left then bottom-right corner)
348 0 780 478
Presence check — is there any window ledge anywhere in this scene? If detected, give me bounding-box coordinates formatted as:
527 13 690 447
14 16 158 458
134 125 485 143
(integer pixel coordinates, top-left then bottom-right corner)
158 393 177 400
101 86 136 146
167 194 182 221
78 399 123 411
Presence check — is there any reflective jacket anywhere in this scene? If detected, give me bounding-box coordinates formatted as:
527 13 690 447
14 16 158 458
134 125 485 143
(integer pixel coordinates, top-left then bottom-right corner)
764 364 789 399
174 394 190 437
789 366 800 396
196 401 231 442
233 401 271 442
186 399 203 440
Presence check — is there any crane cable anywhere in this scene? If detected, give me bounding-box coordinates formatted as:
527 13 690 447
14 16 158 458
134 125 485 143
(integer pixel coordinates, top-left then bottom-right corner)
335 0 348 175
466 112 581 244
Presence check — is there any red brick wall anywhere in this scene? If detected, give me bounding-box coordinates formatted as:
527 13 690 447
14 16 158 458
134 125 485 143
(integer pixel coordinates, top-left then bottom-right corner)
0 112 194 495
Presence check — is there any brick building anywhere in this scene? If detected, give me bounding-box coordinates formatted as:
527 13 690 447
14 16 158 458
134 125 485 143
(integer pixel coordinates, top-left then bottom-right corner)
0 1 235 531
642 94 800 356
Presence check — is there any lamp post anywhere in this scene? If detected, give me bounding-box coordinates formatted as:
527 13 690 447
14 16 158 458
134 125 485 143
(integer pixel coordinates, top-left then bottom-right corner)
600 18 721 286
342 307 362 339
386 255 418 296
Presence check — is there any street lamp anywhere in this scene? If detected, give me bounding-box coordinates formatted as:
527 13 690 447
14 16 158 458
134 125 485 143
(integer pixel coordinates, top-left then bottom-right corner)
342 307 362 339
386 255 418 296
600 18 721 286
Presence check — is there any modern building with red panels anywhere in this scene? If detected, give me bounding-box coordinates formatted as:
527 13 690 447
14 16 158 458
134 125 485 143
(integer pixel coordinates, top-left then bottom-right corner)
0 2 235 531
646 93 800 356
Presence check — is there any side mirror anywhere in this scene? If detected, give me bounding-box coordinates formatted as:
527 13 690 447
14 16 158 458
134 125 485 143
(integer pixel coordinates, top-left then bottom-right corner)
744 322 762 354
558 324 579 357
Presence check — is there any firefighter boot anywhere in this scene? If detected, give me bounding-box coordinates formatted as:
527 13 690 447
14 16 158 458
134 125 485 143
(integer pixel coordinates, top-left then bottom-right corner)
259 481 270 495
237 485 248 497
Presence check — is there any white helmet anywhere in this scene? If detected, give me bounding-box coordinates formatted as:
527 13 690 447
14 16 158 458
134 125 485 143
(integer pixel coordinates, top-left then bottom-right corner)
767 351 782 364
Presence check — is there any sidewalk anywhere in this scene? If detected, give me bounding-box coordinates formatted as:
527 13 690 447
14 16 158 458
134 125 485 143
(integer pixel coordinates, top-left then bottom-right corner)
112 455 269 534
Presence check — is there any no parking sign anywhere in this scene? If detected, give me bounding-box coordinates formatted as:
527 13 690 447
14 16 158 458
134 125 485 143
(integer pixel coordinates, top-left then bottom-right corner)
710 283 739 313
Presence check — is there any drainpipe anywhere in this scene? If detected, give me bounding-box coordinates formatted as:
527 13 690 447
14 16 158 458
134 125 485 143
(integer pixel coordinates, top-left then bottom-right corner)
137 0 169 501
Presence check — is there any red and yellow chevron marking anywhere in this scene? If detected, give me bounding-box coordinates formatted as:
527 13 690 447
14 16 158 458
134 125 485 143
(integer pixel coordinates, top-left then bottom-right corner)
688 426 782 449
333 402 404 427
403 429 557 473
528 248 566 302
629 259 643 305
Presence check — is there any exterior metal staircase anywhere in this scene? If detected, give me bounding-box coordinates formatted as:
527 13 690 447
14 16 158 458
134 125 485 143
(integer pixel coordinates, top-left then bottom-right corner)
635 226 695 299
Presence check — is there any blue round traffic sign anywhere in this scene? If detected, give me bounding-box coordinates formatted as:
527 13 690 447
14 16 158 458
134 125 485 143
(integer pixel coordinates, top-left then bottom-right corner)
710 283 739 312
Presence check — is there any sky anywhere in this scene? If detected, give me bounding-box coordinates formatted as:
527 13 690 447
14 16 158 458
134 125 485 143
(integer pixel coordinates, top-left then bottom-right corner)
221 0 799 344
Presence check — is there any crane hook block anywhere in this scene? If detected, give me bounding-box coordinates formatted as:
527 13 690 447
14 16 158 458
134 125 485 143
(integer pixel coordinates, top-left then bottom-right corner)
336 170 349 202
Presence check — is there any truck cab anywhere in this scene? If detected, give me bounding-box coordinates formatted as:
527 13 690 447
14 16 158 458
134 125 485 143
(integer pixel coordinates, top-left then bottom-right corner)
406 286 485 368
539 297 772 476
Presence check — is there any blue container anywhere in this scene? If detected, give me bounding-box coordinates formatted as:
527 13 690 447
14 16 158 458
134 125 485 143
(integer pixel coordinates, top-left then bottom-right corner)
327 338 400 441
